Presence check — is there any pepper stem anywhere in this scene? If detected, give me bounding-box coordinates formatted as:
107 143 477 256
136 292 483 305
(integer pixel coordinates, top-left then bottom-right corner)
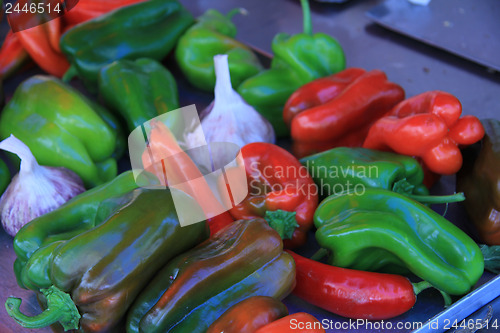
406 192 465 204
5 286 80 331
310 248 329 261
226 8 248 19
62 65 78 82
264 209 299 240
300 0 312 35
412 281 452 307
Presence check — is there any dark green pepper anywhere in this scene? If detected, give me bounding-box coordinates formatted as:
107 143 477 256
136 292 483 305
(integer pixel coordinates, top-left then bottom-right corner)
0 75 124 188
237 0 345 137
12 170 156 287
7 187 208 332
60 0 194 89
314 188 484 295
175 8 263 92
127 218 295 333
98 58 181 133
300 147 465 204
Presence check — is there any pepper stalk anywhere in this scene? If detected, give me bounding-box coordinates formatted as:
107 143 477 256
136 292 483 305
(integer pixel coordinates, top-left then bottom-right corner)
5 285 80 331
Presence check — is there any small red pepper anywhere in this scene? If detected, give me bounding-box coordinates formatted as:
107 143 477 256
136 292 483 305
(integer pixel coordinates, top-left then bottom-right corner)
0 30 31 79
255 312 325 333
225 142 318 248
288 69 405 158
63 0 148 25
16 17 70 77
287 250 435 320
363 91 485 175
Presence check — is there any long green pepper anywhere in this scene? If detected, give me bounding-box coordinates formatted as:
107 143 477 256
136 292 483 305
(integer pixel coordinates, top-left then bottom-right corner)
314 188 484 295
238 0 345 137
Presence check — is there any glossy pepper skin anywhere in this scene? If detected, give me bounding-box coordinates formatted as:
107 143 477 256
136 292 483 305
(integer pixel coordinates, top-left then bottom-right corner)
255 312 325 333
0 30 30 78
98 58 181 133
175 9 263 92
60 0 194 88
225 142 318 248
63 0 148 25
287 251 421 320
8 187 208 332
0 75 123 188
12 170 155 289
314 188 484 295
457 119 500 245
363 91 485 175
127 218 295 333
289 69 405 158
238 0 345 137
206 296 288 333
300 147 429 199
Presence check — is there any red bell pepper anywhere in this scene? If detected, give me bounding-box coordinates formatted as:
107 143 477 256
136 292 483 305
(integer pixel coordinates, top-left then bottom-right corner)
287 251 438 320
224 142 318 248
255 312 325 333
0 30 31 79
206 296 288 333
363 91 485 175
287 68 405 158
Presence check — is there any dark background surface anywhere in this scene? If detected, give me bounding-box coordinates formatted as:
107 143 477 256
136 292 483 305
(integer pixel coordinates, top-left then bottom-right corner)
0 0 499 332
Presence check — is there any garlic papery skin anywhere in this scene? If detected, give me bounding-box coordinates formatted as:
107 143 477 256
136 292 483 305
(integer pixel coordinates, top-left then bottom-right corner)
0 135 85 236
184 54 275 166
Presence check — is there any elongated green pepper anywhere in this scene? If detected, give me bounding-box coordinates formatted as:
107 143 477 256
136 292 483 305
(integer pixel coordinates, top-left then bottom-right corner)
99 58 181 133
60 0 194 88
0 158 10 195
175 8 263 92
0 75 124 188
7 187 208 332
13 170 157 289
127 218 295 333
238 0 345 137
301 147 465 204
314 188 484 295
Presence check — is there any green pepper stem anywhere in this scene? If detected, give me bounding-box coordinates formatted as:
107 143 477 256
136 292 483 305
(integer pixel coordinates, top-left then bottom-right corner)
5 286 80 331
62 65 78 82
412 281 452 307
264 209 299 240
300 0 312 35
406 192 465 204
227 8 248 19
310 248 329 261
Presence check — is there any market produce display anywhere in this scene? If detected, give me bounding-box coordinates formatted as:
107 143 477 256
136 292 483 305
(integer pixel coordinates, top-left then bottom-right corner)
0 0 498 331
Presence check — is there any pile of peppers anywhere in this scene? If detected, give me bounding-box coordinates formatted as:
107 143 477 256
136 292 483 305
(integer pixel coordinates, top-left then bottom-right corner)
0 0 496 331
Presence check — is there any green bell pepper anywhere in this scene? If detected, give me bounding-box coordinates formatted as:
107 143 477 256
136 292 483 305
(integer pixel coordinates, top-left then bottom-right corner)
7 187 208 332
60 0 194 89
314 188 484 295
237 0 345 137
0 75 124 188
175 8 263 92
0 158 10 195
99 58 181 133
300 147 465 204
127 218 295 333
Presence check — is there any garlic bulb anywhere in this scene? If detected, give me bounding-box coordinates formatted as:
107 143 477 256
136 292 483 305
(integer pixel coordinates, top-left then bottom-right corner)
184 54 275 166
0 135 85 236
